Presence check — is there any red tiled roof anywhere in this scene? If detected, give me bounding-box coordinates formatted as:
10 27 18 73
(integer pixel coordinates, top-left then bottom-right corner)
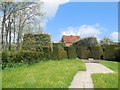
61 35 80 43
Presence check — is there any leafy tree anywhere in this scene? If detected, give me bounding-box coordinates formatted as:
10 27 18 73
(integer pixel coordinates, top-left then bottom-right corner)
99 37 113 45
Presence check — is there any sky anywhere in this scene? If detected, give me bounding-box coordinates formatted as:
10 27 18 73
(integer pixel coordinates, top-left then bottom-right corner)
41 1 119 42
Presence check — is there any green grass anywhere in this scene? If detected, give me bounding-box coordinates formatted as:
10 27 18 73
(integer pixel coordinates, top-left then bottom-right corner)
2 59 86 88
92 60 118 88
100 60 118 72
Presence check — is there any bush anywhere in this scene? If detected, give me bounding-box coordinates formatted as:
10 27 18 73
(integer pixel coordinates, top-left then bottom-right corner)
65 46 77 59
76 46 91 59
73 36 99 49
50 43 67 60
114 47 120 62
42 46 52 59
22 33 52 51
101 45 117 60
90 46 103 59
15 51 45 64
2 50 45 69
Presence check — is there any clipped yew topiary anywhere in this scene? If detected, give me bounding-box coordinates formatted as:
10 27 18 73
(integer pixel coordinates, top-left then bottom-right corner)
50 43 67 60
114 47 120 62
90 46 103 59
22 33 52 52
101 45 117 60
76 46 91 59
65 46 77 59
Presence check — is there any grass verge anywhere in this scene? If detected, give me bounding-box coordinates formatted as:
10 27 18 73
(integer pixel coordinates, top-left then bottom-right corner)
2 59 86 88
92 60 118 88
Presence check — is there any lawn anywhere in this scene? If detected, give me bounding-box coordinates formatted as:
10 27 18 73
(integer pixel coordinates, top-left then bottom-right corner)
92 60 118 88
2 59 86 88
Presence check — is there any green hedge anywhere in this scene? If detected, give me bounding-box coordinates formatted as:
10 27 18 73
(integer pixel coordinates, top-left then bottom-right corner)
50 43 67 60
101 45 117 60
73 36 99 48
22 33 52 51
114 47 120 62
2 50 45 69
76 46 91 59
65 46 77 59
90 46 103 59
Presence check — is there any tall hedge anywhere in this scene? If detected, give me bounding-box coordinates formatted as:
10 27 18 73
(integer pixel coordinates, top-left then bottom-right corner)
50 43 67 60
73 36 99 49
101 45 117 60
76 46 91 59
65 46 77 59
22 33 52 51
90 46 103 59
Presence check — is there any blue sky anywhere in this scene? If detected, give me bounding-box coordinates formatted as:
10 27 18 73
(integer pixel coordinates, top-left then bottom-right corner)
43 2 118 42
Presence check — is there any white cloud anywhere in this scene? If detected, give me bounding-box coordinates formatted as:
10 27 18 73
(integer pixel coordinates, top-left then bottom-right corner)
41 0 70 19
111 31 120 42
61 24 102 41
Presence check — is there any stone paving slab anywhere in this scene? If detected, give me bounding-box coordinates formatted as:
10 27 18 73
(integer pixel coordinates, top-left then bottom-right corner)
69 63 114 89
86 63 114 74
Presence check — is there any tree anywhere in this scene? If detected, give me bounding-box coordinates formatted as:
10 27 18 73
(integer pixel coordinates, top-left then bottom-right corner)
99 37 113 45
0 2 45 51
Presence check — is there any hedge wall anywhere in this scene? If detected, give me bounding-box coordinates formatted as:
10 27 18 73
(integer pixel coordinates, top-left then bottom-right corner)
90 46 103 59
73 36 99 49
114 47 120 62
76 46 91 59
22 33 52 51
2 50 45 69
50 43 67 60
64 46 77 59
101 45 117 60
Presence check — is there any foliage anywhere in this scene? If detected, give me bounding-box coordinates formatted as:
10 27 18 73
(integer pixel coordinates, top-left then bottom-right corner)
99 37 113 45
50 43 67 60
76 46 91 59
22 33 52 51
2 50 45 69
65 46 77 59
114 47 120 62
90 46 103 59
101 45 117 61
2 59 86 88
73 36 99 48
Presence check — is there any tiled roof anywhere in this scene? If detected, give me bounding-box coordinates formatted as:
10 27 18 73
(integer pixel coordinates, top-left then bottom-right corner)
60 35 80 43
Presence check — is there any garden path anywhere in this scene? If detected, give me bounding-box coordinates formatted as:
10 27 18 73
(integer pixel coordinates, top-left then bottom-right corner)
69 62 114 89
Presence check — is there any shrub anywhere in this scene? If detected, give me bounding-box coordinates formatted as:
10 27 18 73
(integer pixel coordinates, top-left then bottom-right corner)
90 46 103 59
65 46 77 59
58 49 68 60
73 36 99 49
114 47 120 62
50 43 67 60
22 33 52 51
101 45 117 60
42 46 52 59
76 46 91 59
15 51 44 64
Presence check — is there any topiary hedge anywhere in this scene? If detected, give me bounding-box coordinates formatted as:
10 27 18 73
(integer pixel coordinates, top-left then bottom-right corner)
64 46 77 59
22 33 52 52
76 46 91 59
50 43 67 60
2 50 45 69
90 46 103 59
114 47 120 62
73 36 99 49
101 45 117 61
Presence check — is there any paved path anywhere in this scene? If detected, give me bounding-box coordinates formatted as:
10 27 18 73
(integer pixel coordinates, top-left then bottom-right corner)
69 63 114 89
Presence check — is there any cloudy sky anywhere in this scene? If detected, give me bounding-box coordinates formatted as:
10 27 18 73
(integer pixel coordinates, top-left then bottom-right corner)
41 0 119 42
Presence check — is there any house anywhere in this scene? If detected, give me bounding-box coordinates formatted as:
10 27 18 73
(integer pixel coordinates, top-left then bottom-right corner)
60 35 80 47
